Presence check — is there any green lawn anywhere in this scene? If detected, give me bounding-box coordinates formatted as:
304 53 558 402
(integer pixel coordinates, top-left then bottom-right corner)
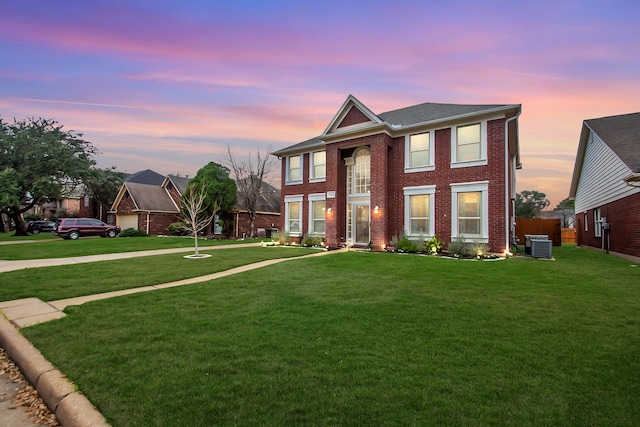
21 246 640 426
0 235 262 260
0 247 316 301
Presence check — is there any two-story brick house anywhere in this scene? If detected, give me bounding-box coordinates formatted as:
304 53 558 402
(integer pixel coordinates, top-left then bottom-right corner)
273 95 521 253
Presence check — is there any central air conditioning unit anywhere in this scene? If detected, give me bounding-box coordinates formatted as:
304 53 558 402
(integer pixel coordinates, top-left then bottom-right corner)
531 239 553 259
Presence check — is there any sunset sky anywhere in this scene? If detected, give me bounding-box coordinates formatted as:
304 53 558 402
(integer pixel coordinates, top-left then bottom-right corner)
2 0 639 208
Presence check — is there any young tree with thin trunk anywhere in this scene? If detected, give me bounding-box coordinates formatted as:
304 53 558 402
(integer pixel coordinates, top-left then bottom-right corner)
223 144 276 238
181 183 219 257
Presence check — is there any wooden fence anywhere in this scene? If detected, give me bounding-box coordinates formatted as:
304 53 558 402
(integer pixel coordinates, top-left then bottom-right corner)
515 218 562 246
561 228 576 244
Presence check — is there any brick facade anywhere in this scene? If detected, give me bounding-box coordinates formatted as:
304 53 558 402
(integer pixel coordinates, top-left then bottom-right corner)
575 192 640 260
275 96 520 254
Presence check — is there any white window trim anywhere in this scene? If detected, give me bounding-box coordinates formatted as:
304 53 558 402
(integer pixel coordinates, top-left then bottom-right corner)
404 132 435 173
284 195 303 236
450 181 489 242
309 151 326 183
584 212 588 232
286 154 303 185
450 121 488 168
403 185 436 237
308 193 326 235
594 208 602 238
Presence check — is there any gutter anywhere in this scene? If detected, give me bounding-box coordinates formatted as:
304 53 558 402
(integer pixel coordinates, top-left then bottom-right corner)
504 110 521 254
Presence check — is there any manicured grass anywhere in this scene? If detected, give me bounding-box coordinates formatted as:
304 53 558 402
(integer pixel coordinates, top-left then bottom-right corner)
0 247 316 301
23 246 640 426
0 231 58 242
0 236 262 260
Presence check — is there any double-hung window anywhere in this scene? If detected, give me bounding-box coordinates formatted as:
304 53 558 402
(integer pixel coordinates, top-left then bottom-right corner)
451 181 489 241
451 122 488 168
405 132 434 172
310 151 326 181
285 195 303 235
594 208 602 237
308 193 326 234
404 185 436 236
287 155 302 184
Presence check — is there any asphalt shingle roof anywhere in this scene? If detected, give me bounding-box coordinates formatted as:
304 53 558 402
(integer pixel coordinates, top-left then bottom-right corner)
272 98 517 156
586 112 640 173
125 182 179 212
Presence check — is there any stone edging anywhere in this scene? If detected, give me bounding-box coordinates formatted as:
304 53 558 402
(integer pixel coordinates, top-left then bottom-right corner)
0 314 110 427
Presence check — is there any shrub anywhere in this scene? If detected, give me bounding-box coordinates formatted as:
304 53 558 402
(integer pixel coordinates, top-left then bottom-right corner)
424 236 445 254
396 236 419 253
302 234 324 247
168 222 189 236
119 228 149 237
273 231 291 245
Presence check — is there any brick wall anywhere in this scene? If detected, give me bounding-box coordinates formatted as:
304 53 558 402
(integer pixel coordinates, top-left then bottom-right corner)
138 213 180 235
576 192 640 259
279 117 510 252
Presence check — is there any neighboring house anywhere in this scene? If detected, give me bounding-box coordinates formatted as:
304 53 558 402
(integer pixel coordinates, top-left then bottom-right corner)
569 112 640 262
110 169 280 237
110 171 189 235
273 95 522 253
232 180 281 237
28 183 97 220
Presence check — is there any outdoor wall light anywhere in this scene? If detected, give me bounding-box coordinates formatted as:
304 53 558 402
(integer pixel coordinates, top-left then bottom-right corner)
374 205 380 214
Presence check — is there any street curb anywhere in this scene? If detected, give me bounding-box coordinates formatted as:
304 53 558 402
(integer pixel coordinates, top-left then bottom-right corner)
0 314 110 427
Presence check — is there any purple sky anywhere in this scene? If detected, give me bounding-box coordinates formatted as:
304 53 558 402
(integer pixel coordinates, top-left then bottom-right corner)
2 0 639 207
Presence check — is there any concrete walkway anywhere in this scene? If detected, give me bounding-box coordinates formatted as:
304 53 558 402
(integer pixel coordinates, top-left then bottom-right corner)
0 242 343 426
0 247 337 328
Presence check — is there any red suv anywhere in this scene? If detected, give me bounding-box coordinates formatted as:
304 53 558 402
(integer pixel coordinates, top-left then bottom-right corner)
54 218 121 240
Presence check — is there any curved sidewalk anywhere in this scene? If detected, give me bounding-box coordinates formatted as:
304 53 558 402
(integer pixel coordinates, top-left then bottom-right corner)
0 242 262 273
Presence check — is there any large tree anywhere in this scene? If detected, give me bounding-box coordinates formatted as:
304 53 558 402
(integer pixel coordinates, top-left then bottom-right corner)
223 144 276 238
189 162 237 235
0 117 98 235
554 197 575 228
85 167 127 220
515 190 550 218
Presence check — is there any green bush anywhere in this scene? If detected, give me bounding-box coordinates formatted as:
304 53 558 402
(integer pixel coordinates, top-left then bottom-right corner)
397 236 419 253
119 228 149 237
424 236 445 254
302 234 324 247
168 222 189 236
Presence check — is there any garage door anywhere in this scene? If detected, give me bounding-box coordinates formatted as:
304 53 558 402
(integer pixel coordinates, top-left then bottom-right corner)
117 215 138 230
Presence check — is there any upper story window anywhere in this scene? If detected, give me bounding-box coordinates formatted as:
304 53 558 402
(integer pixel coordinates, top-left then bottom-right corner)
287 155 302 184
310 151 326 181
451 122 488 168
353 147 371 194
405 132 434 172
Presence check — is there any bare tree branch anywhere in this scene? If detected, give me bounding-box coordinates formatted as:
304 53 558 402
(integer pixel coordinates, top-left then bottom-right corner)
223 144 276 238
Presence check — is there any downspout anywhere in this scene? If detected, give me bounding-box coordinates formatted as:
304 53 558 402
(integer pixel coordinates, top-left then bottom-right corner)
505 110 521 254
146 211 150 235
